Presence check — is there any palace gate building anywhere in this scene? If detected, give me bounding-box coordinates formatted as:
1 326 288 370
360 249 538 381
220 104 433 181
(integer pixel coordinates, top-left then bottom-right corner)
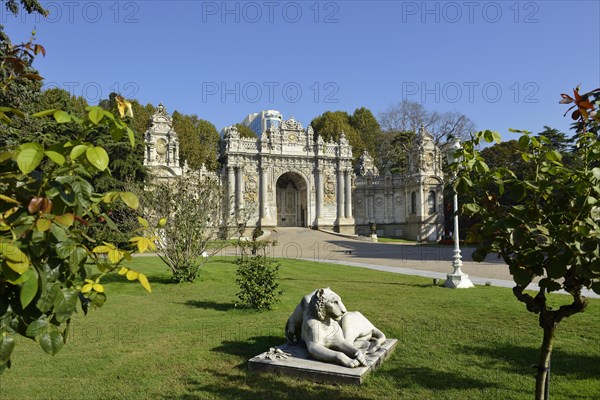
144 105 445 241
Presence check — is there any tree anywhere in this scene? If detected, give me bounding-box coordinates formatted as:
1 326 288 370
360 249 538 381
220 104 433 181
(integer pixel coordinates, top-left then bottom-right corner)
480 140 527 174
0 0 155 375
95 93 147 192
234 123 257 139
377 100 476 173
0 0 47 42
137 172 238 283
0 30 45 148
379 100 475 143
173 111 221 171
310 108 382 158
0 106 156 374
455 87 600 400
348 107 382 160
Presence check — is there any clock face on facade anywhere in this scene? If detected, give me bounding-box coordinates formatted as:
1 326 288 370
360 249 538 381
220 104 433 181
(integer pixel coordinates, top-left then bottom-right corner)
287 133 298 142
156 138 167 155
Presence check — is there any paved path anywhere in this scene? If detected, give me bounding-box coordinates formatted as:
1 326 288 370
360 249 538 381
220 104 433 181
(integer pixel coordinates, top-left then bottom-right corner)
241 227 599 299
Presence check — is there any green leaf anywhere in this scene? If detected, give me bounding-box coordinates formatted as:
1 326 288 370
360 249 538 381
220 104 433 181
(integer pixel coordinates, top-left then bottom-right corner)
483 130 494 143
472 248 488 262
0 241 29 274
0 107 25 118
54 213 75 227
592 282 600 295
547 258 568 279
492 131 502 143
87 107 104 124
39 331 64 355
539 278 562 293
70 144 88 160
120 192 139 210
20 268 39 308
0 111 11 124
86 146 109 171
55 242 76 259
101 213 118 230
26 319 48 338
53 288 78 323
36 283 58 313
32 109 58 117
89 291 106 308
545 150 562 162
512 267 533 286
127 127 135 148
17 146 44 174
53 110 71 124
44 147 66 166
518 135 530 149
69 247 87 272
0 334 15 363
592 168 600 181
463 203 480 215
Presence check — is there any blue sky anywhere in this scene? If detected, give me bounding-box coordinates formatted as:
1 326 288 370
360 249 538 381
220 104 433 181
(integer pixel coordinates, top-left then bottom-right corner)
3 0 599 140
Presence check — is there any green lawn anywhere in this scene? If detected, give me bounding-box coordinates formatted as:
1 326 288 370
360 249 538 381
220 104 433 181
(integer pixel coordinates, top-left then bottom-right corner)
374 237 416 244
1 256 599 400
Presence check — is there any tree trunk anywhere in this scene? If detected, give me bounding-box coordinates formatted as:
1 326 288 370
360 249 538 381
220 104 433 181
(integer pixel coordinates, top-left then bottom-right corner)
536 319 556 400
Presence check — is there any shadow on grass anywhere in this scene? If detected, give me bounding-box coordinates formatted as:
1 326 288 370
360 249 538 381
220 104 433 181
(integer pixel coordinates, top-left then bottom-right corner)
462 343 600 379
378 366 499 391
212 335 283 361
181 300 234 312
164 334 375 400
163 370 374 400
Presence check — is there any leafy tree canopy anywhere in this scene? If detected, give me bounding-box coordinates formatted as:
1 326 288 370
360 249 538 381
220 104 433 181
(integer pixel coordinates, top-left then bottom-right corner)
234 123 258 139
173 112 221 171
311 109 381 161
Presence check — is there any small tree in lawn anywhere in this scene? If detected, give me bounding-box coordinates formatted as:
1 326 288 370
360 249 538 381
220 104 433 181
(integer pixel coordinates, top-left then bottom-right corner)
455 87 600 400
138 172 238 283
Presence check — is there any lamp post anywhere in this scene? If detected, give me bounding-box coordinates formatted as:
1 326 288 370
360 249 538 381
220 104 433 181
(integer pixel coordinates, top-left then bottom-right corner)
444 137 474 289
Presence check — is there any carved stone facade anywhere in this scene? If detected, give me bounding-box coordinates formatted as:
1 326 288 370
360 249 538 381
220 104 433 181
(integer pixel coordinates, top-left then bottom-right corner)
143 104 184 180
221 117 355 234
353 126 444 241
144 105 445 241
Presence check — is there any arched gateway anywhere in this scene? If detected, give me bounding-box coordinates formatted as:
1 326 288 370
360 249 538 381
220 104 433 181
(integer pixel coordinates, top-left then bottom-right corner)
221 116 355 233
276 172 308 227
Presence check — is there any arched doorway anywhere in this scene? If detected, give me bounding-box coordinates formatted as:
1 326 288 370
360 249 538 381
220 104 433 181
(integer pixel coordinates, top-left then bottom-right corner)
276 172 307 227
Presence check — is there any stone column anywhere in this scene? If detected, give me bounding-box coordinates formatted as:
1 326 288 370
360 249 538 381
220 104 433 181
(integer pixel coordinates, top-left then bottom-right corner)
236 167 243 219
337 168 345 220
316 169 323 221
227 166 235 221
344 171 352 218
260 167 269 220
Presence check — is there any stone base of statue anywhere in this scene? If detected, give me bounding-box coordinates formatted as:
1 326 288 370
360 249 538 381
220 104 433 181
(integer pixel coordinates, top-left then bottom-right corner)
248 339 397 385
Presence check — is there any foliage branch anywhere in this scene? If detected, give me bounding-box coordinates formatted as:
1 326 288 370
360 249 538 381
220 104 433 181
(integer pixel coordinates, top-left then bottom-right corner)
454 87 600 400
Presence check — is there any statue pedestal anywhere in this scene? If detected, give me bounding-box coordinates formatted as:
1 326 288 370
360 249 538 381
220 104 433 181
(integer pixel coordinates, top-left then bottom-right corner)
248 339 397 385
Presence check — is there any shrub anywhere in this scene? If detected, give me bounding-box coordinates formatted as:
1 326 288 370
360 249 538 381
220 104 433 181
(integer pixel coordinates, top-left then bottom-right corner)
235 255 283 310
